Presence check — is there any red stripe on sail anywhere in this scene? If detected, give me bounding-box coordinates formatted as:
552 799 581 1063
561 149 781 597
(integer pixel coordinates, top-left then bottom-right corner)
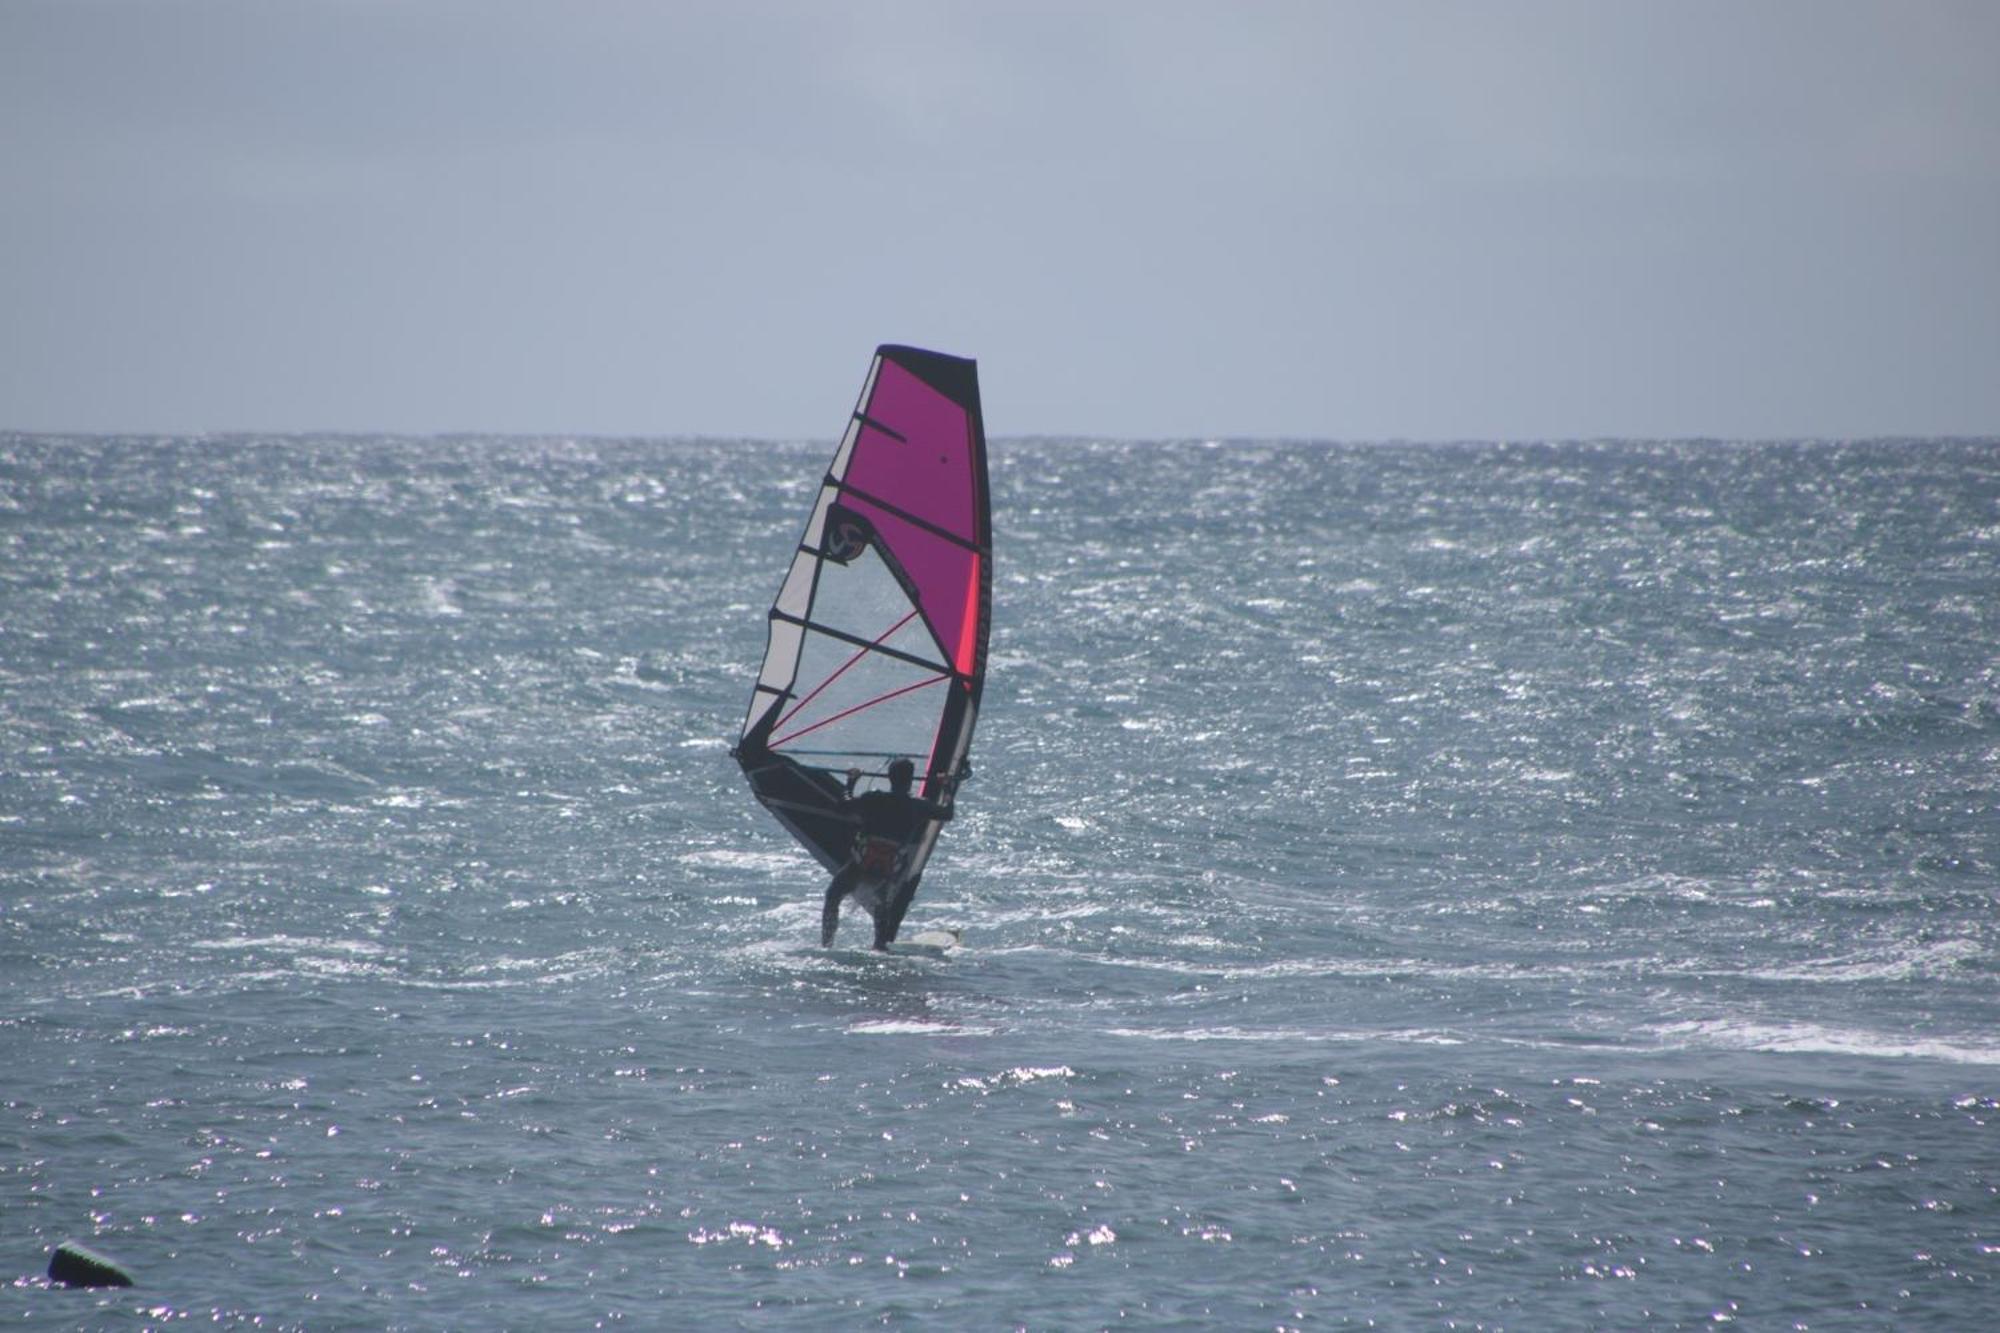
953 553 981 678
774 608 920 733
771 672 948 749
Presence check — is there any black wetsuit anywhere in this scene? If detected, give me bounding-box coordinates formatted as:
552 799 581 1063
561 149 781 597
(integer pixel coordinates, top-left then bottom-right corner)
822 789 952 949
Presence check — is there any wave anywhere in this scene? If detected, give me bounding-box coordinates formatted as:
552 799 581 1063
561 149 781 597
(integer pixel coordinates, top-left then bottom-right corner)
1652 1018 2000 1066
1104 1024 1466 1046
848 1018 996 1037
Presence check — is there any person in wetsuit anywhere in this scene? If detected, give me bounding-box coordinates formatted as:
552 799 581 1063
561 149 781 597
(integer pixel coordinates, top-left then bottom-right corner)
823 757 952 950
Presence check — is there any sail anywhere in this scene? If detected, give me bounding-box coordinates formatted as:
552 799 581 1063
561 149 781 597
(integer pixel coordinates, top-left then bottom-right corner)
735 345 990 934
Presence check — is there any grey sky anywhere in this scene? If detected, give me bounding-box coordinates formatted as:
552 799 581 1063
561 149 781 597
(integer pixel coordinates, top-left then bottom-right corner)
4 1 1996 439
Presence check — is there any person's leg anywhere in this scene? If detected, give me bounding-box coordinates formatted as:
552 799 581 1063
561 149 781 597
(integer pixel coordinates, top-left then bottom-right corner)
870 872 910 950
822 868 858 947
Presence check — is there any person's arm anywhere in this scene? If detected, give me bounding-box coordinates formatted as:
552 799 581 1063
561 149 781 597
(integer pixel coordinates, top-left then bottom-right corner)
924 765 967 820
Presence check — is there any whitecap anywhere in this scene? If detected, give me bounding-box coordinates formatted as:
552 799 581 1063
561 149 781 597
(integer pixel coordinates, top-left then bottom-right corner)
681 848 800 873
1105 1024 1464 1046
848 1019 994 1036
1653 1019 2000 1066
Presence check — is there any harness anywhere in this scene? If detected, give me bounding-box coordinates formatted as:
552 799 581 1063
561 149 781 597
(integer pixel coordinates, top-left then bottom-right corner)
853 834 902 878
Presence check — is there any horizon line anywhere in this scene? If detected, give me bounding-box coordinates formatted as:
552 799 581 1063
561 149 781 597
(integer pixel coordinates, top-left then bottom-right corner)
6 428 1996 448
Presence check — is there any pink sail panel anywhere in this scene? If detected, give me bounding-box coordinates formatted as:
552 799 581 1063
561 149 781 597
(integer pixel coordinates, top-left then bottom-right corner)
839 355 984 674
838 495 980 674
845 357 979 538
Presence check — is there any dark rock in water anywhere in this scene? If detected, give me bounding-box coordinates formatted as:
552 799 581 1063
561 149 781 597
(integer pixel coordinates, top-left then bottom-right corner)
48 1240 135 1288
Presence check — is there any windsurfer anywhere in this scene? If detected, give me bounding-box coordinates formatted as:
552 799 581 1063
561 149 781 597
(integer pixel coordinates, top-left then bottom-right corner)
823 758 952 950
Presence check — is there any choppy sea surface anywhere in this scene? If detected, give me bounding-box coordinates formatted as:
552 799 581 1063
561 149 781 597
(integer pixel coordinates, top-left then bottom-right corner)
3 434 1997 1329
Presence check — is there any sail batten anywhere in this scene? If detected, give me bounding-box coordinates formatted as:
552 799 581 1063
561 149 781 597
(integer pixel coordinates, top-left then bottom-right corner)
734 345 990 926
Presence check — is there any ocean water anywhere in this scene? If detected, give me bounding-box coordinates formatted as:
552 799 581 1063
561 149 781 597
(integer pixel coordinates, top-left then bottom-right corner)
2 434 1996 1329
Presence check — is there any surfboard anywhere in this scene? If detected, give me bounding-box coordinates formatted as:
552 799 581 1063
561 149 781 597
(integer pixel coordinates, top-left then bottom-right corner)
733 346 991 945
